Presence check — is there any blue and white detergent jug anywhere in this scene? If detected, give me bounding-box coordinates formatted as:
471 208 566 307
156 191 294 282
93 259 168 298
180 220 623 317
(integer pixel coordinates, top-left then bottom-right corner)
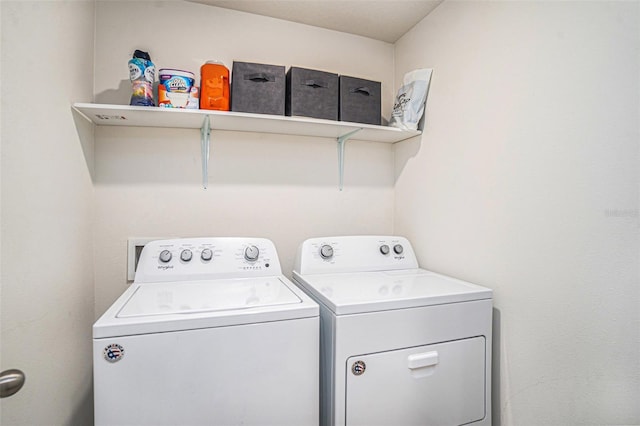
128 49 155 106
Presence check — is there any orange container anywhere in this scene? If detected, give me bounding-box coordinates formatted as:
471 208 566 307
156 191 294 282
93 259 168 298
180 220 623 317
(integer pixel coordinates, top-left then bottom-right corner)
200 61 230 111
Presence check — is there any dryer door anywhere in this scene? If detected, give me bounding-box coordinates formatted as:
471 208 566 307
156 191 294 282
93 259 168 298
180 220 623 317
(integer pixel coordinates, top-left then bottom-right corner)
345 336 486 426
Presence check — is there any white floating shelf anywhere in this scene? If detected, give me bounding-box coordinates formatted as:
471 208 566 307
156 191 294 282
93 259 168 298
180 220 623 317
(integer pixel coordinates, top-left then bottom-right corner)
73 102 422 190
72 103 421 144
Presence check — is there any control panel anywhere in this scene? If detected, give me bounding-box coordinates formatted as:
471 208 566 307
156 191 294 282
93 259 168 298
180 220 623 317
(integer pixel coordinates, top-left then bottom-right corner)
294 236 419 275
134 237 282 283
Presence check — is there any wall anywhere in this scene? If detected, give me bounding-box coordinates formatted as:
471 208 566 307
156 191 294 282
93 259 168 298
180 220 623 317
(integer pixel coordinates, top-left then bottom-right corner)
394 1 639 424
93 1 396 315
0 1 96 424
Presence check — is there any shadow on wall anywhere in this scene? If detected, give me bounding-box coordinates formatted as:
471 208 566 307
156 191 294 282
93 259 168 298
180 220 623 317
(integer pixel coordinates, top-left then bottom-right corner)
71 107 96 183
492 307 502 426
91 126 395 188
394 133 422 184
67 377 93 426
95 80 132 105
393 93 430 183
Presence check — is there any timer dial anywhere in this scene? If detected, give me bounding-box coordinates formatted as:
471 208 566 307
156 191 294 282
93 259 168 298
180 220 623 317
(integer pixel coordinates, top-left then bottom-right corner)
201 248 213 261
320 244 334 259
244 245 260 262
180 249 193 262
159 250 172 263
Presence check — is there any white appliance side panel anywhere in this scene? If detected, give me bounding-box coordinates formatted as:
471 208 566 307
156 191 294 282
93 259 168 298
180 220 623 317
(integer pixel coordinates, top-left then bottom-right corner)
93 317 319 426
331 299 492 426
319 302 337 426
345 337 486 426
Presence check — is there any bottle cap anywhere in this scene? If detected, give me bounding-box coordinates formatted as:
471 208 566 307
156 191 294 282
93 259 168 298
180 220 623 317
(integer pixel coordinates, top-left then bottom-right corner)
133 50 151 61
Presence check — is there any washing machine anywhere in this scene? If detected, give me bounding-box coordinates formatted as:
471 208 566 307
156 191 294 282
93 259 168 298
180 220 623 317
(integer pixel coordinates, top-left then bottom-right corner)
292 235 493 426
93 237 319 426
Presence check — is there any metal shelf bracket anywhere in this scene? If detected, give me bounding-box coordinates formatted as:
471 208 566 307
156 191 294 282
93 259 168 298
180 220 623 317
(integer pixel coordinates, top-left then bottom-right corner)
337 128 362 191
201 115 211 189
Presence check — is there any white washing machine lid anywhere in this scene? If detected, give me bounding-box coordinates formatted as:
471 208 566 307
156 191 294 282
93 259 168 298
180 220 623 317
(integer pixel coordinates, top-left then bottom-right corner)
292 269 492 315
93 276 318 338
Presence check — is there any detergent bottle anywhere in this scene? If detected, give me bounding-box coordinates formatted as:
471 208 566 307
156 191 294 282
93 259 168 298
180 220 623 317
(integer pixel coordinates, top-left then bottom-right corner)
200 61 230 111
128 50 155 106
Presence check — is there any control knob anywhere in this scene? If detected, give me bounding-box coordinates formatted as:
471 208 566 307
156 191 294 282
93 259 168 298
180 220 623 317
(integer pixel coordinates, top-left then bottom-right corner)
201 248 213 261
244 245 260 262
159 250 172 263
379 244 390 255
393 244 404 255
180 249 193 262
320 244 334 259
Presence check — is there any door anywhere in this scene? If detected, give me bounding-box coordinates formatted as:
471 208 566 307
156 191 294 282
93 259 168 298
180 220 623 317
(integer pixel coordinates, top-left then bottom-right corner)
345 337 486 426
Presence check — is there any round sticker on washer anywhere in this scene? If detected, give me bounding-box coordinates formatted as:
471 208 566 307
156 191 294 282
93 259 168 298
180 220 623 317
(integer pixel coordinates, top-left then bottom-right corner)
351 360 366 376
103 344 125 363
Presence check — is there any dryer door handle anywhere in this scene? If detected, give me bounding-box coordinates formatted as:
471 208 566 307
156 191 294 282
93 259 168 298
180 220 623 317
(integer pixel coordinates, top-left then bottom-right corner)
407 351 439 370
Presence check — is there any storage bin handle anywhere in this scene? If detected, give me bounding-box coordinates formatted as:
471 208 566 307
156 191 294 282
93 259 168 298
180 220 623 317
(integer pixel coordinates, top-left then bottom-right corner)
302 79 328 89
350 86 371 96
245 73 275 83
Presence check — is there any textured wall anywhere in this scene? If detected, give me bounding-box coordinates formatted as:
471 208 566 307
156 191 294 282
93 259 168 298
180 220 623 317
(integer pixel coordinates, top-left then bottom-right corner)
394 1 640 424
1 1 96 424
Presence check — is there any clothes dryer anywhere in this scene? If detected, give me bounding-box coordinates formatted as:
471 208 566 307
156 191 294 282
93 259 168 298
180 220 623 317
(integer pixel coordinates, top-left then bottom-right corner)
292 235 492 426
93 237 319 426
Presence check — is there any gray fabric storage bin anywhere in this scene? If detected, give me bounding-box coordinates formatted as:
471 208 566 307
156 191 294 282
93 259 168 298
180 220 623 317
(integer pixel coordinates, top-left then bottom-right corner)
339 75 381 125
286 67 339 120
231 61 285 115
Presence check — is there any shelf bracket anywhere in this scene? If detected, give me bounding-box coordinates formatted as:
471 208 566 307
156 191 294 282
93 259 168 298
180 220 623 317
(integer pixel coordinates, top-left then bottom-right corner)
201 115 211 189
337 128 362 191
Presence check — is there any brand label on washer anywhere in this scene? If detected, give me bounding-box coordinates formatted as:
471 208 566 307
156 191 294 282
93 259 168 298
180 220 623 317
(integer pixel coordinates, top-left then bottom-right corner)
352 360 366 376
103 344 125 363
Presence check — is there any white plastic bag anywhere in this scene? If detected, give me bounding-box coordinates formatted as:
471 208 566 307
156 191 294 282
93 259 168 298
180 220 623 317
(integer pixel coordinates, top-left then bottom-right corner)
389 68 433 131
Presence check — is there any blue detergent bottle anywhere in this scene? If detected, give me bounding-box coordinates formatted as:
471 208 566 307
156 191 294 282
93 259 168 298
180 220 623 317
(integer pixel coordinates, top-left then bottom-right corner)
128 50 155 106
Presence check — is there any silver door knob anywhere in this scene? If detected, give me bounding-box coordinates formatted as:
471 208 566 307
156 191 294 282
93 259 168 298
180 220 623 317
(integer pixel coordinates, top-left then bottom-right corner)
0 369 25 398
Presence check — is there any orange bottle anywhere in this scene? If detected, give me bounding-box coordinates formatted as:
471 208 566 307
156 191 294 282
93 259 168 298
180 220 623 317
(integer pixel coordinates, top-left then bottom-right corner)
200 61 230 111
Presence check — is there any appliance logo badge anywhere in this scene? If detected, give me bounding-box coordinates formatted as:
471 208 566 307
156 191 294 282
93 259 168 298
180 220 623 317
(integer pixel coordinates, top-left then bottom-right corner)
351 360 366 376
103 343 125 363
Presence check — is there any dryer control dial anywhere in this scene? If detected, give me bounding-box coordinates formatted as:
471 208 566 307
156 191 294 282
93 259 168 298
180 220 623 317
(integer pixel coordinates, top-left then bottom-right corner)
379 244 390 255
201 248 213 261
320 244 334 259
180 249 193 262
393 244 404 255
244 245 260 262
159 250 172 263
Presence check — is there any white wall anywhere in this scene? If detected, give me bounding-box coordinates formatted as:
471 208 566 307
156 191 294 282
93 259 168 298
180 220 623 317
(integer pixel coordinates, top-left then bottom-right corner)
0 1 95 424
394 1 640 424
93 1 396 315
